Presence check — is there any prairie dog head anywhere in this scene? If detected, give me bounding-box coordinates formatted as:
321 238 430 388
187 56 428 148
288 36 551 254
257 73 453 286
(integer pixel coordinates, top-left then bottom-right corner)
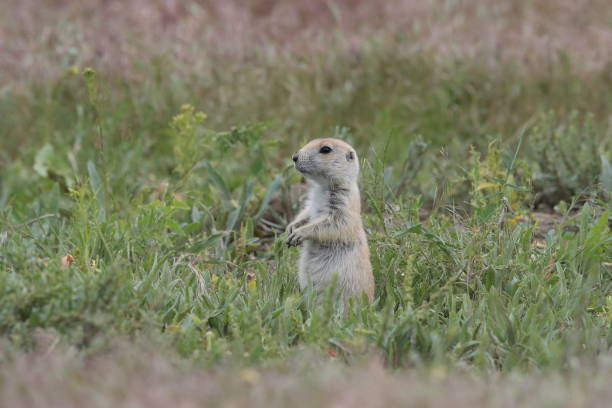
292 138 359 185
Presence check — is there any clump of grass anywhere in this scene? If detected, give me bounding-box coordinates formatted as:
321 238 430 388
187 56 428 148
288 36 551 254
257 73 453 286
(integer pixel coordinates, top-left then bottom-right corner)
528 111 611 207
1 87 610 370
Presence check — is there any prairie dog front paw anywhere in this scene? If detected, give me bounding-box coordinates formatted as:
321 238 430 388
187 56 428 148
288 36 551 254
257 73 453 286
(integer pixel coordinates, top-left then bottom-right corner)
286 229 306 247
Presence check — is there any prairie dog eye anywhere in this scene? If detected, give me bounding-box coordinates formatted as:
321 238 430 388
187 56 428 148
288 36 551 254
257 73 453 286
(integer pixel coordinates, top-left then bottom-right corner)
319 146 333 154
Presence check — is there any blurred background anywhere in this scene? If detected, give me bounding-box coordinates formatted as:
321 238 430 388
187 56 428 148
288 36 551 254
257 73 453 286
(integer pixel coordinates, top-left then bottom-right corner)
2 0 611 208
4 0 612 82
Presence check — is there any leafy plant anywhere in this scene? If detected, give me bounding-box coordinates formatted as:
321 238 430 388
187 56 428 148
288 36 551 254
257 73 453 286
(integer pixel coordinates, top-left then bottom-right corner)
528 111 611 206
464 139 532 223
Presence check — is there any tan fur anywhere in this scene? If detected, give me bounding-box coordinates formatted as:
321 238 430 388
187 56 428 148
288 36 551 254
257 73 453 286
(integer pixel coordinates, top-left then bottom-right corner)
286 138 374 303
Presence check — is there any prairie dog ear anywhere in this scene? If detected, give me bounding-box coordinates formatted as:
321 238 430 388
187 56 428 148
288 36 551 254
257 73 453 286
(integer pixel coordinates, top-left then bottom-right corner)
346 151 355 161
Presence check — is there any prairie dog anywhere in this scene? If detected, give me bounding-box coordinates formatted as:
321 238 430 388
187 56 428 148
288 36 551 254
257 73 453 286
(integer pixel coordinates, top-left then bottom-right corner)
286 138 374 303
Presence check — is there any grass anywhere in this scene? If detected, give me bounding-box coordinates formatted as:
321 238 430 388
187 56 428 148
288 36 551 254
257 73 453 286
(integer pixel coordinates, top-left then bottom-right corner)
1 1 611 406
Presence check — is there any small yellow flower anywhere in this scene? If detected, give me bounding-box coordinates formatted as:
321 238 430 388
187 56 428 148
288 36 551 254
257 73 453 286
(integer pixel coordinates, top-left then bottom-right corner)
68 65 80 75
508 215 523 227
247 273 257 292
167 324 181 333
211 274 219 287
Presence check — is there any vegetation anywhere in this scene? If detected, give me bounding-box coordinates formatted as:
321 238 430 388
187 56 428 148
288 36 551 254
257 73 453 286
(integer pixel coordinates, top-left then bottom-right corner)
0 1 611 406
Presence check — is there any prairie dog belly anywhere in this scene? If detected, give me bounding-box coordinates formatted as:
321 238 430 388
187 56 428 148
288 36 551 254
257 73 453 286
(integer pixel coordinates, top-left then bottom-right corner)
298 239 371 300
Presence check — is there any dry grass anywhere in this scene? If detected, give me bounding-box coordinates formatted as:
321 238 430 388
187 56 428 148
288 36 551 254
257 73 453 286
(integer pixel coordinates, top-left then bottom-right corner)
1 341 611 408
3 0 612 88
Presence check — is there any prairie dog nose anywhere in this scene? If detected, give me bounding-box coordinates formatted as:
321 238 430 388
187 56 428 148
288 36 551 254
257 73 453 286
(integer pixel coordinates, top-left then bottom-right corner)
292 153 298 162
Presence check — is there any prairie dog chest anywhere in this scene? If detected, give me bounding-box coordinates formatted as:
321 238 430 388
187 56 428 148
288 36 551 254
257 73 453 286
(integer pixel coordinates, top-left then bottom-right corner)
305 181 360 219
305 183 333 217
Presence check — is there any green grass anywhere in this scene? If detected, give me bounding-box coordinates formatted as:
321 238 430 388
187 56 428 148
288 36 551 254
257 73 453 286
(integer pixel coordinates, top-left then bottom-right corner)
0 34 611 406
